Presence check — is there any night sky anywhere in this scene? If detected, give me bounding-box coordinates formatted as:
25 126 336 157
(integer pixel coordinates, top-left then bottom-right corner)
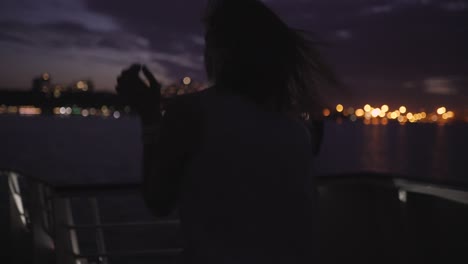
0 0 467 111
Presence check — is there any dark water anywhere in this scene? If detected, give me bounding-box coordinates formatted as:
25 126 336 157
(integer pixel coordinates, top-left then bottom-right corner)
315 121 468 185
1 116 467 186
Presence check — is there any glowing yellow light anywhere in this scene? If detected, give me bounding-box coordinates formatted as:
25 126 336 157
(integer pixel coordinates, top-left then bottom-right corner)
406 113 413 119
399 106 407 114
364 104 372 112
421 112 427 119
446 111 455 118
77 81 88 91
336 104 344 113
365 112 372 120
371 108 381 118
431 115 438 122
398 116 405 123
381 105 389 113
442 113 449 120
42 73 50 81
379 111 386 118
7 106 18 114
437 107 447 115
101 106 110 117
183 77 192 85
390 112 398 119
355 109 365 117
323 108 331 117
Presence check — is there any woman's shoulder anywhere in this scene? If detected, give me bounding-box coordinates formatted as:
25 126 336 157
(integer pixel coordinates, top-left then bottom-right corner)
161 89 216 128
165 89 212 109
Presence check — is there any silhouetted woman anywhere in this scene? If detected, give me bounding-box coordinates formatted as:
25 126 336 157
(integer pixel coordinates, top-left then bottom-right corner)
116 0 333 263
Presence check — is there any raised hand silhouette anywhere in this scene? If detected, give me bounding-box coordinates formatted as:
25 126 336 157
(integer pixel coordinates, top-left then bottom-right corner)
116 64 162 123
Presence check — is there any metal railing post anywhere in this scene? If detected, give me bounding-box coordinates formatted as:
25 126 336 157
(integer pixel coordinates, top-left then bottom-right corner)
89 197 108 264
53 197 80 264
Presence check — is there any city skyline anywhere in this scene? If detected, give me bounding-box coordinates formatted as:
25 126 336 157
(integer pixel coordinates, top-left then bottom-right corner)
0 0 467 111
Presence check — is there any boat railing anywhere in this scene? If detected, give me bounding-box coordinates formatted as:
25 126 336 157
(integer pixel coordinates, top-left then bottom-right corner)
1 170 182 264
2 170 468 264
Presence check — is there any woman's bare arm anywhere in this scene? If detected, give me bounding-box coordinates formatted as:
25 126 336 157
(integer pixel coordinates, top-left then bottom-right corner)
141 98 196 216
116 64 188 216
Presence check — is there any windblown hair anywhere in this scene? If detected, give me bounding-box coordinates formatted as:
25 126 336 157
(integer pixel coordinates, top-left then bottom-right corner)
203 0 335 115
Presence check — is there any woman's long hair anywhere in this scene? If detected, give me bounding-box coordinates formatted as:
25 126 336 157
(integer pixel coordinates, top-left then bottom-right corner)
203 0 336 115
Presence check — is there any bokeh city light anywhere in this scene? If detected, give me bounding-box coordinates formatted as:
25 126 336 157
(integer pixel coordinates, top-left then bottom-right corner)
322 104 460 125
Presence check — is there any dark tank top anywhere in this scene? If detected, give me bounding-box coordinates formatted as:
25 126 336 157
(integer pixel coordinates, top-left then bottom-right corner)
158 88 319 263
